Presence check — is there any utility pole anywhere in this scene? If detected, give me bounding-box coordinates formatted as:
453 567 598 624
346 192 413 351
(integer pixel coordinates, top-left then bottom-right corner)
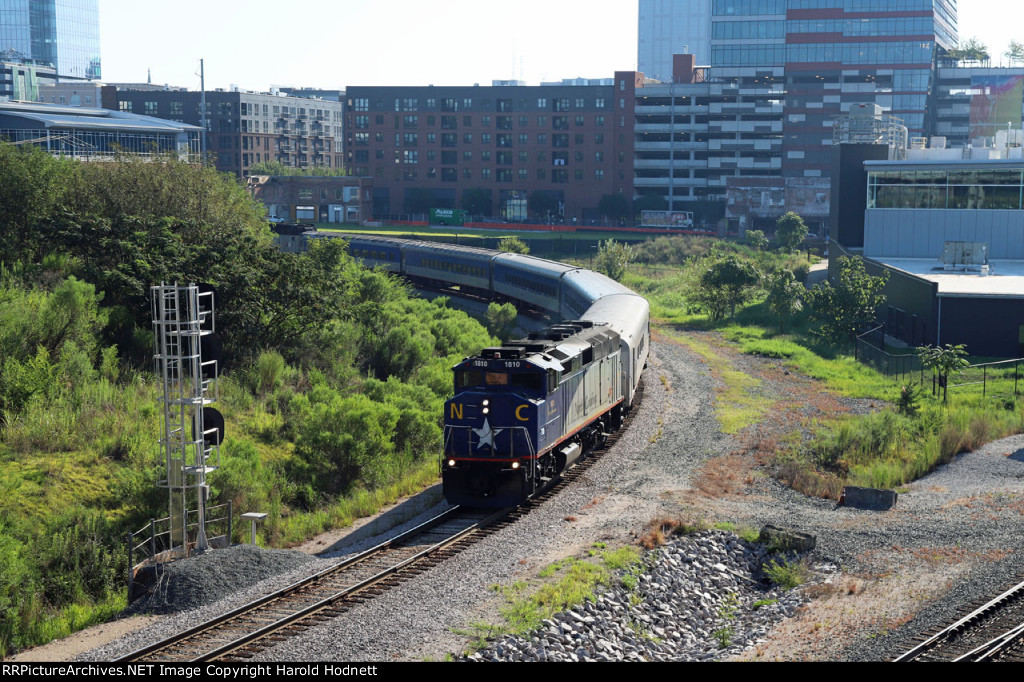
200 59 208 165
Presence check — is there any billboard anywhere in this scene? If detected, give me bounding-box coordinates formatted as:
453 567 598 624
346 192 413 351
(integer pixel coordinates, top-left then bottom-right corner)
969 74 1024 141
430 208 466 226
640 211 694 229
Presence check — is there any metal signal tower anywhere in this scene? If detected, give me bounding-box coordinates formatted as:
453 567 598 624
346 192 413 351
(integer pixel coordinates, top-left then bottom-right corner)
151 284 221 556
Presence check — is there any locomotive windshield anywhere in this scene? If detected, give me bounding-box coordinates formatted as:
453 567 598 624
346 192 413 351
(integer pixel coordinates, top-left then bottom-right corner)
455 370 544 392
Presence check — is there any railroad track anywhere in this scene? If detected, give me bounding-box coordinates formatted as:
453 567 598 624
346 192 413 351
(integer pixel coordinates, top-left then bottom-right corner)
115 378 645 663
116 506 510 663
895 578 1024 662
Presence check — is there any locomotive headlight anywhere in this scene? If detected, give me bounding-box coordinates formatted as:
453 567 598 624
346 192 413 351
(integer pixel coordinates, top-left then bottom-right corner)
447 459 457 468
483 400 490 407
482 408 490 415
511 461 520 470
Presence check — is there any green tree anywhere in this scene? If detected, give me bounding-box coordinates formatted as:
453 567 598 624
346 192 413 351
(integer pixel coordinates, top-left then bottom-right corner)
0 144 79 263
917 344 970 403
776 212 809 252
594 240 634 281
806 256 889 341
598 193 631 221
695 254 761 320
1006 40 1024 66
486 302 518 340
497 236 529 254
746 229 768 251
461 188 493 216
950 37 990 63
70 153 270 237
249 160 348 177
765 269 804 331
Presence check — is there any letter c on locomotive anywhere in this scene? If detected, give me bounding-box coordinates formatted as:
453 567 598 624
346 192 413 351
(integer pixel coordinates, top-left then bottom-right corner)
515 405 530 422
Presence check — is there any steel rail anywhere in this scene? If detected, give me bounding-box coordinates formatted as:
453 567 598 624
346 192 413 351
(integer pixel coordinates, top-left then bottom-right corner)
895 578 1024 662
115 505 503 662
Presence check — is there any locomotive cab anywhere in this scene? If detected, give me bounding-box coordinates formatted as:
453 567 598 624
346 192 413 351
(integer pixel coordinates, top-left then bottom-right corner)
443 347 554 506
443 322 623 508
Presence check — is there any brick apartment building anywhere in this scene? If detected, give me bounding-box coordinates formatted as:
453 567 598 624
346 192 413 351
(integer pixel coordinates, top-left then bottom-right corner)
104 87 345 178
345 77 639 223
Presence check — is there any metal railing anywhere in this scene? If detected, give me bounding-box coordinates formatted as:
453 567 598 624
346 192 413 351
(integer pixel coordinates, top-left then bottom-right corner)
125 501 232 591
948 359 1024 400
854 325 924 385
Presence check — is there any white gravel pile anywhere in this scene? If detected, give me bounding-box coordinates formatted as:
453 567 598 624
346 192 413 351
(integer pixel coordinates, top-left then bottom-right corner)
464 531 807 662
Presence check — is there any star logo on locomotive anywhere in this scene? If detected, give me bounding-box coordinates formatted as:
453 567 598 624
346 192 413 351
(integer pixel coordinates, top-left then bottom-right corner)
473 418 504 450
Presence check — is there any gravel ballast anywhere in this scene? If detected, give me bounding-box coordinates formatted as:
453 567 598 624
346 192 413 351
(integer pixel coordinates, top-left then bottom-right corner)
72 334 1024 663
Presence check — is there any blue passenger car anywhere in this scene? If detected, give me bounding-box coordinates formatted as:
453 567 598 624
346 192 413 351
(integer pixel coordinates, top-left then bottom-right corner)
403 242 495 293
492 254 576 314
345 235 404 274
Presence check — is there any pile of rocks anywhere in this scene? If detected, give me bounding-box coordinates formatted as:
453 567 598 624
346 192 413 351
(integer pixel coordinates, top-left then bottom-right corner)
465 531 811 662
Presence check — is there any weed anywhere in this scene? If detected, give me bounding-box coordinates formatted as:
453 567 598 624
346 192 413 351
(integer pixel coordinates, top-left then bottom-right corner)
752 598 778 610
713 625 734 649
764 558 809 591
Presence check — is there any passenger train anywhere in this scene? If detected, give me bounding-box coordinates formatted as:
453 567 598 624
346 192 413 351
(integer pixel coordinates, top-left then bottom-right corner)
336 233 650 507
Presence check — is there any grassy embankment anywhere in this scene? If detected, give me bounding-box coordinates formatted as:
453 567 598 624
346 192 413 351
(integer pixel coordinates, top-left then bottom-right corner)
622 236 1024 500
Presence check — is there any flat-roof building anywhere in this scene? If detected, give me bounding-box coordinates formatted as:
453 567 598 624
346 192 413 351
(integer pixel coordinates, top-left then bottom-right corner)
0 100 200 160
838 136 1024 356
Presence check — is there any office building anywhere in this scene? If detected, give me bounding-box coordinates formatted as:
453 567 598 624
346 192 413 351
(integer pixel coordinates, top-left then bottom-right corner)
638 0 713 81
106 87 345 178
932 64 1024 148
630 1 959 231
0 54 57 99
0 0 101 80
710 0 957 180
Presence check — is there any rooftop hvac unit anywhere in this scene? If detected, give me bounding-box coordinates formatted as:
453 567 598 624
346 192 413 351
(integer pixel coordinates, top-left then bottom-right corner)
942 241 990 274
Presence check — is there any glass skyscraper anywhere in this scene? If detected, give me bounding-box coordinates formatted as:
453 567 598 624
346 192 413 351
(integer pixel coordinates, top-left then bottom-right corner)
0 0 100 80
709 0 958 177
638 0 713 81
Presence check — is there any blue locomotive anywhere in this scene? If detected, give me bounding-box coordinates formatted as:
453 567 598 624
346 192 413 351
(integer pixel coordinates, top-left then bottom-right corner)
319 232 650 506
442 321 625 506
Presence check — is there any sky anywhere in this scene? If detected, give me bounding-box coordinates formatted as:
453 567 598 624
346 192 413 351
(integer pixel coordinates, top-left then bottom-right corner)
98 1 1020 92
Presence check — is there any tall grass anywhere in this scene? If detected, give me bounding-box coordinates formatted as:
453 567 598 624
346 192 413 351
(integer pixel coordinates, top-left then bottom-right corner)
789 397 1024 497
